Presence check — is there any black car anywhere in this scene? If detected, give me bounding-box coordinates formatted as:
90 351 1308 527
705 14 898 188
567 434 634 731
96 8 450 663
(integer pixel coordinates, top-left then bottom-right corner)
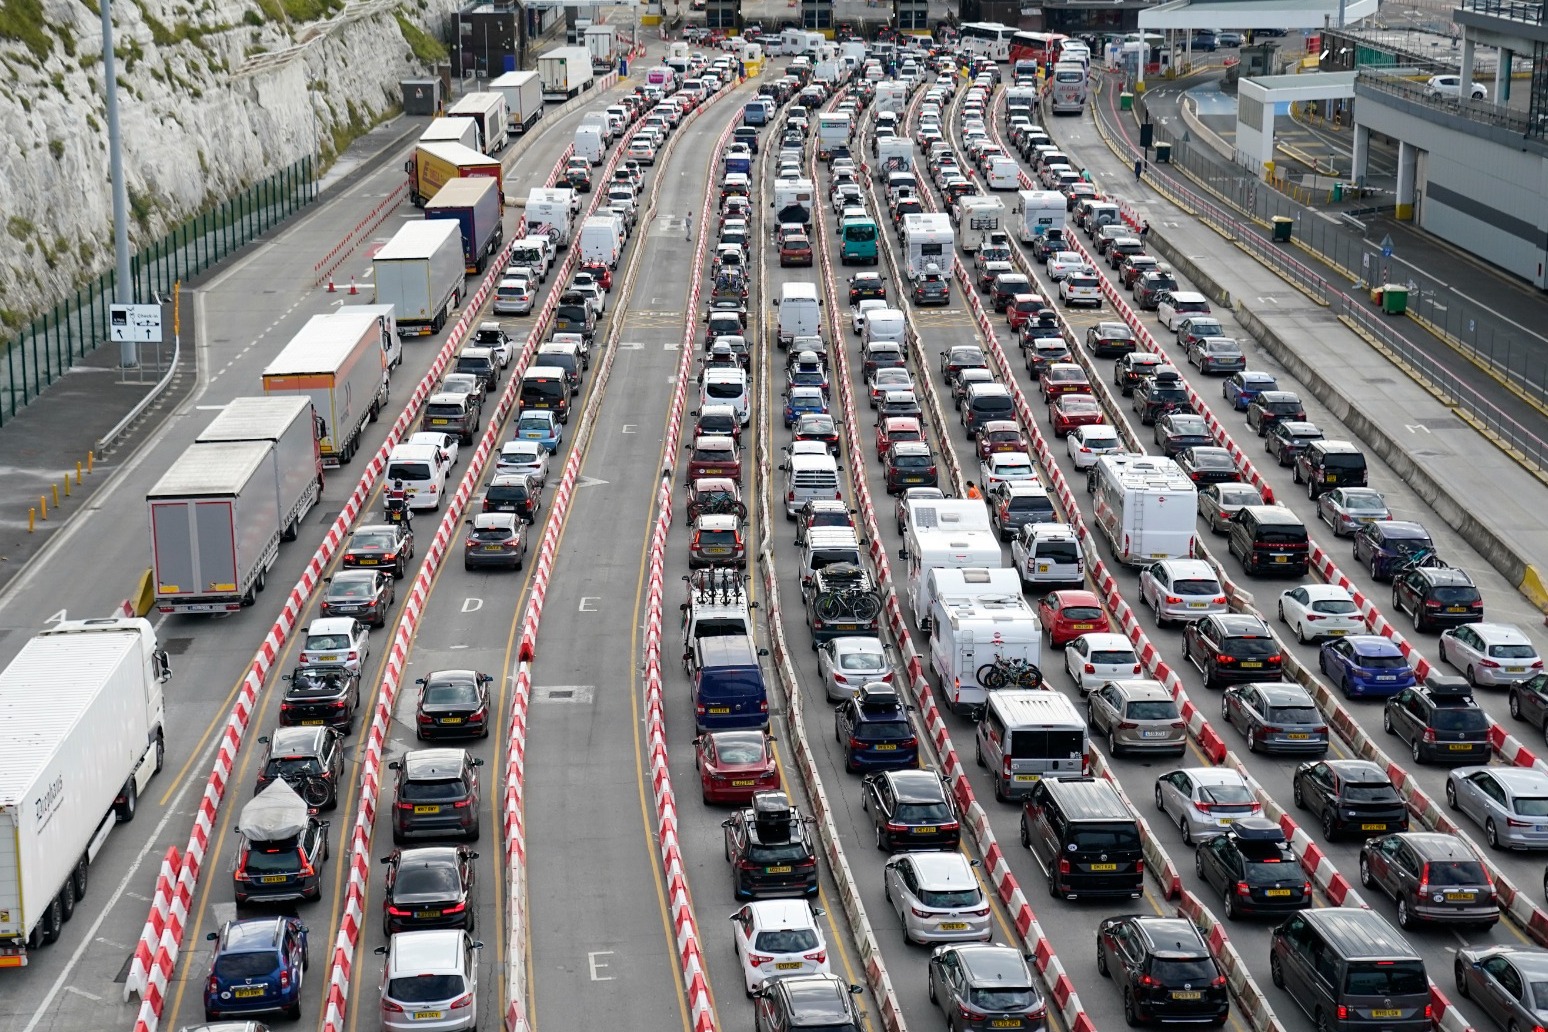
1153 412 1211 456
319 569 395 628
1182 613 1282 688
1131 368 1193 425
414 669 493 740
483 473 542 522
847 272 886 305
279 664 361 731
1133 270 1179 310
1194 817 1311 919
723 791 819 900
1392 564 1484 632
1085 321 1137 358
343 523 414 579
1292 759 1409 841
1264 420 1324 467
1023 334 1073 378
1352 520 1436 581
1113 353 1165 396
1245 391 1306 435
755 975 864 1032
254 725 345 810
1174 446 1238 486
234 815 330 905
1096 916 1230 1027
389 748 484 844
991 273 1032 311
861 768 960 852
835 684 919 772
381 845 478 936
1383 679 1491 764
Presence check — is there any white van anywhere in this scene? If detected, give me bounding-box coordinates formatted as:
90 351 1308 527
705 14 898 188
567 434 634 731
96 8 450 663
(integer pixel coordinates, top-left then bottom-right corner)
578 215 625 268
862 307 906 348
974 691 1088 802
775 281 822 350
573 124 606 166
386 441 453 511
700 367 750 427
781 451 842 517
987 156 1021 191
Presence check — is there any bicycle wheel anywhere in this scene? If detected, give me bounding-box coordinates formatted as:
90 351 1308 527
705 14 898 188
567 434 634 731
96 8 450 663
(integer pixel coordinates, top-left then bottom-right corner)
977 663 1007 692
816 594 847 622
1012 664 1044 689
851 595 882 622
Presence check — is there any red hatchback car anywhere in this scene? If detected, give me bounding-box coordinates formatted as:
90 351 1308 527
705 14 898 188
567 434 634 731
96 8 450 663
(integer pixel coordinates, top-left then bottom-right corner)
695 730 779 804
779 233 814 266
1050 394 1105 435
1037 590 1112 647
975 420 1027 461
1006 294 1048 332
875 416 924 459
1039 363 1091 402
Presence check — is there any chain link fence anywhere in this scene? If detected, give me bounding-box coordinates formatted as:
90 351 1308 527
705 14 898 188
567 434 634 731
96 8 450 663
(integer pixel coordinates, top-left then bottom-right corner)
0 156 316 426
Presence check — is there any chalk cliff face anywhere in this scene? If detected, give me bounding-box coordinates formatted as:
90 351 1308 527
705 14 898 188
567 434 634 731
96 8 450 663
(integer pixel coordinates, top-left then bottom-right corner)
0 0 452 324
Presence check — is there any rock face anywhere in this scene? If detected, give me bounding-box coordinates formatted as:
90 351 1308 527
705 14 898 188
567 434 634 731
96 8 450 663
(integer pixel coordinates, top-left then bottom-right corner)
0 0 455 325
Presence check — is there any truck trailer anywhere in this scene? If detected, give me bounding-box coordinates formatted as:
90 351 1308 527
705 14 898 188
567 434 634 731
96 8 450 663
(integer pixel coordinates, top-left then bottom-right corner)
404 141 503 209
371 220 465 336
446 90 510 155
261 310 392 466
489 70 543 136
424 176 504 274
584 24 618 71
195 396 325 545
0 619 170 965
539 46 594 100
419 117 480 151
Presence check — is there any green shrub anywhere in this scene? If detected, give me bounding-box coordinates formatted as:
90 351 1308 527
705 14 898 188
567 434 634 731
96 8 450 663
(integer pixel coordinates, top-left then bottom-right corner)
0 0 52 60
395 12 445 64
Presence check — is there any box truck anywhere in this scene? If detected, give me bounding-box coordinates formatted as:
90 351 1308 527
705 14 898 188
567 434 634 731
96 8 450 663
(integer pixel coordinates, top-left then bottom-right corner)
539 46 594 100
261 310 392 467
371 220 466 336
525 187 576 247
1089 454 1198 564
1013 189 1067 243
195 395 325 546
585 23 618 71
489 69 543 136
404 141 503 208
424 176 504 274
0 618 170 965
446 90 509 155
419 117 480 151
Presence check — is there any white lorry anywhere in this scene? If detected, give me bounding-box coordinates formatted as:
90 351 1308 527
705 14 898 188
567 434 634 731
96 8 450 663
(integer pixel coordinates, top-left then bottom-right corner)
901 212 955 281
0 618 170 964
419 117 480 150
446 90 509 155
371 219 465 335
195 395 325 543
897 499 1003 628
928 596 1043 718
956 195 1006 252
1089 454 1198 564
1012 189 1067 244
489 70 544 136
525 187 577 247
261 309 392 467
584 23 618 72
539 46 594 100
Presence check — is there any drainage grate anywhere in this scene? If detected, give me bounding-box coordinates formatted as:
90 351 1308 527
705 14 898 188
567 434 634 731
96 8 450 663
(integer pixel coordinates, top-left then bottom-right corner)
318 509 341 526
534 684 594 703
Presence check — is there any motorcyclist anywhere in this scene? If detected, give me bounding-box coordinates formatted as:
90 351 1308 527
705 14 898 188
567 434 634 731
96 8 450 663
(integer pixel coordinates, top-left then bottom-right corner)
386 479 413 529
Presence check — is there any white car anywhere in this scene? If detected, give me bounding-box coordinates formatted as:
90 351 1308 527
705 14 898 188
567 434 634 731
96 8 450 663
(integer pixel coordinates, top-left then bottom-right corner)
626 138 656 165
980 451 1038 488
1059 273 1103 308
1046 252 1088 281
570 277 607 316
883 852 991 945
1277 584 1365 644
1426 73 1487 100
1156 291 1212 331
852 298 888 335
299 616 371 673
1138 559 1227 625
1065 632 1142 693
408 431 460 467
1153 767 1262 845
1439 623 1543 686
495 440 550 486
1067 424 1122 468
731 899 830 993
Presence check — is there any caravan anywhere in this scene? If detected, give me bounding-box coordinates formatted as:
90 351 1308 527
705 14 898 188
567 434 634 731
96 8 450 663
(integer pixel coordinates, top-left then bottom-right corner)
1012 190 1067 244
901 212 954 281
956 196 1005 252
1089 455 1197 564
897 499 1002 628
927 596 1043 718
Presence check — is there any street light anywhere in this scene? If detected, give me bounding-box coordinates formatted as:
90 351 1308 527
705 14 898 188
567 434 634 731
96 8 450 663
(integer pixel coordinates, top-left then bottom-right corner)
100 0 136 367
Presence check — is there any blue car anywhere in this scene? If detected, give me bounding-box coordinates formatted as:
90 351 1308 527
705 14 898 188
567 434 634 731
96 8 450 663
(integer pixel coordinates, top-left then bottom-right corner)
1222 371 1279 411
1352 520 1436 581
1320 634 1417 697
834 684 918 773
203 916 309 1022
783 386 828 428
513 409 563 454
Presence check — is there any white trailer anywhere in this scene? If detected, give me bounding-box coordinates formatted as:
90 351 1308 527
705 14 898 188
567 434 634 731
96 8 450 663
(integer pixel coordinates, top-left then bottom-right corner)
927 598 1042 717
195 396 325 548
446 91 509 155
539 46 594 100
419 117 480 150
874 81 910 114
816 112 852 159
0 619 169 964
584 23 618 71
489 70 544 136
956 196 1006 252
1090 454 1198 564
898 500 1003 628
901 212 955 281
371 220 465 335
1012 190 1068 244
525 187 576 247
772 178 816 228
261 310 392 466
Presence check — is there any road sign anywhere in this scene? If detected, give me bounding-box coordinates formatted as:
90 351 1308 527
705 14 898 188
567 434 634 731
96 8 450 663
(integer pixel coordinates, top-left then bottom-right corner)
1379 233 1394 259
109 303 163 343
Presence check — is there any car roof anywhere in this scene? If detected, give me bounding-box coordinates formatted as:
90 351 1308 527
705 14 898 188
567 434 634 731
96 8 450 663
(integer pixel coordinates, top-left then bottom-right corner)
1344 635 1404 656
1276 421 1320 435
402 748 471 780
1078 632 1132 650
779 975 855 1023
1325 759 1390 782
953 943 1035 986
1468 622 1534 645
386 929 467 977
472 512 518 530
747 899 818 929
1297 583 1353 600
903 850 978 888
1374 520 1429 539
307 617 358 635
219 916 289 954
1184 766 1248 787
1251 683 1315 707
1487 767 1548 792
1213 614 1272 636
1397 831 1480 862
883 769 948 802
1131 916 1207 954
1108 679 1170 701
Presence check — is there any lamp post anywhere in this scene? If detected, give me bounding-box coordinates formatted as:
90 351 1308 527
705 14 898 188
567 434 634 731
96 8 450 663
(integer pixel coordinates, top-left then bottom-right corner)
100 0 136 367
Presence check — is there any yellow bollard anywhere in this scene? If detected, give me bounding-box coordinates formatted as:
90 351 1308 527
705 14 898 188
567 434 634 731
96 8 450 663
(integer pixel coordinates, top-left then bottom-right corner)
52 484 60 508
64 475 71 498
39 495 47 520
87 451 94 473
75 461 82 485
28 508 35 533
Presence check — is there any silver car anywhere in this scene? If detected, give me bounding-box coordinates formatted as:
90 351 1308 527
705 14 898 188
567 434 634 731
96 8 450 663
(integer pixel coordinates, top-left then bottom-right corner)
1153 767 1262 844
1316 486 1390 536
494 440 550 486
1453 946 1548 1030
1196 482 1263 534
883 852 991 945
1221 682 1330 755
815 637 894 702
1087 679 1186 757
1439 622 1543 686
1137 558 1226 625
1446 767 1548 850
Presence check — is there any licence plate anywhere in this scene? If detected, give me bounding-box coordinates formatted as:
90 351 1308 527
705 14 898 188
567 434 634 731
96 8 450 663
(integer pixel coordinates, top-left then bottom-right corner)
875 744 898 750
414 1012 444 1021
708 707 730 714
1327 629 1347 636
1036 564 1049 573
483 545 504 552
1325 474 1337 482
731 779 755 786
260 875 288 884
914 826 938 834
414 805 441 815
766 866 792 874
302 719 324 726
1286 733 1309 740
776 962 804 970
704 547 730 554
1188 602 1207 608
358 558 379 564
431 419 448 425
1447 606 1468 612
414 910 442 919
441 716 463 724
1509 666 1527 673
1142 730 1167 738
1272 555 1289 563
1073 623 1096 630
833 623 857 631
1449 743 1474 751
1089 863 1117 871
1172 991 1202 1001
905 476 922 483
1240 661 1263 669
1371 1011 1401 1019
1150 553 1168 559
939 922 969 931
1265 889 1292 897
234 987 265 998
319 654 340 662
990 1022 1022 1029
1444 892 1476 902
1013 774 1040 782
1360 823 1386 831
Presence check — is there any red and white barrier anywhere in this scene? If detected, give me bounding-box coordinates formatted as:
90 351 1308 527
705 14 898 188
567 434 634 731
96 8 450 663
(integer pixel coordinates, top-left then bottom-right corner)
121 847 181 1003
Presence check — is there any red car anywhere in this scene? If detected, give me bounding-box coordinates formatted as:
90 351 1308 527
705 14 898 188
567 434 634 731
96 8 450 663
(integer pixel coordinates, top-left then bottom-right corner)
975 420 1027 461
695 730 779 804
1005 294 1048 332
686 435 742 482
1039 362 1091 402
876 416 924 459
1050 394 1105 435
1037 590 1112 647
779 233 813 266
580 261 613 290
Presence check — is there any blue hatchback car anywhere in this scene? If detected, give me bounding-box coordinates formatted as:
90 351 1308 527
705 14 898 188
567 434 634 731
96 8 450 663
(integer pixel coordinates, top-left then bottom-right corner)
1319 634 1417 697
203 916 309 1022
1222 371 1279 411
834 684 918 773
783 386 828 427
1352 520 1436 581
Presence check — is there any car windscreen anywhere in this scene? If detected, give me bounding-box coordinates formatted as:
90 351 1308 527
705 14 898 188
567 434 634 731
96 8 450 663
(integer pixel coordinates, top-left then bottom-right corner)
1007 729 1084 760
747 839 811 863
1221 638 1278 657
242 845 302 874
305 634 351 651
697 530 738 547
387 462 432 482
1430 707 1490 731
895 802 952 822
970 988 1039 1011
1356 653 1410 669
1060 605 1102 621
1343 962 1426 996
388 975 466 1003
1255 526 1308 545
1491 644 1538 658
892 453 933 469
1069 823 1141 852
425 403 467 420
755 929 819 952
1089 651 1134 665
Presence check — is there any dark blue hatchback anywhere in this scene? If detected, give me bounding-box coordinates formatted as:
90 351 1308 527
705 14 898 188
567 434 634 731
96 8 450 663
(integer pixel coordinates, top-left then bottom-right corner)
834 684 918 773
203 916 309 1022
1320 635 1417 697
1352 520 1435 581
1222 371 1278 411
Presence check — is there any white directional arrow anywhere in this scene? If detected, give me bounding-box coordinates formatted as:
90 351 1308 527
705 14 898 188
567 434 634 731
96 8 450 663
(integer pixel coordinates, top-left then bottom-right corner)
1404 424 1431 434
576 475 610 488
618 341 643 350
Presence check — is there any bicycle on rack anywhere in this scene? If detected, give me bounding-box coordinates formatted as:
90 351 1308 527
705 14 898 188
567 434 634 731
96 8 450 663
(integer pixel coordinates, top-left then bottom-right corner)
977 656 1044 691
279 771 334 810
1390 548 1448 578
814 587 882 623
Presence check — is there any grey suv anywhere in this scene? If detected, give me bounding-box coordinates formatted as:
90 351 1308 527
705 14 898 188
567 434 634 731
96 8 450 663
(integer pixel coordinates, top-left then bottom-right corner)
1358 831 1499 930
927 944 1047 1032
754 974 864 1032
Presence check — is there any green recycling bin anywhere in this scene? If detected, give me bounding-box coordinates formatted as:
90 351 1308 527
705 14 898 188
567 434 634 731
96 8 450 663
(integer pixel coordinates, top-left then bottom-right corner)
1271 216 1293 242
1155 142 1172 163
1120 92 1134 111
1380 284 1409 315
1332 182 1344 202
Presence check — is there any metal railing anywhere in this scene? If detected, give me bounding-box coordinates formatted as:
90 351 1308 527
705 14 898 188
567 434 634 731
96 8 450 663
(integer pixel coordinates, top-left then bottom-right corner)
1461 0 1546 25
0 156 315 426
1357 70 1544 135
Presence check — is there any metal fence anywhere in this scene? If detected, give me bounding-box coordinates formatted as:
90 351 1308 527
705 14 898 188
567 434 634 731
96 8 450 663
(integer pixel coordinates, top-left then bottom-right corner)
0 156 316 426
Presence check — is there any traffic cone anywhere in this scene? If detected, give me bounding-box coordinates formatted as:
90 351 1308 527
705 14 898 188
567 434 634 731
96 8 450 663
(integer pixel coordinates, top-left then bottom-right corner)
348 277 359 295
326 276 335 292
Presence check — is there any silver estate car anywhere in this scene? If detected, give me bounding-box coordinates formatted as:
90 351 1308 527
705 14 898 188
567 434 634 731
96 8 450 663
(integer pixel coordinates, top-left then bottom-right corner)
1446 767 1548 850
1086 679 1186 758
883 852 991 945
